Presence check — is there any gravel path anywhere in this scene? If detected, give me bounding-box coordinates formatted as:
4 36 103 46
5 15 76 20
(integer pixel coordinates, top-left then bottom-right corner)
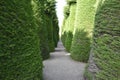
43 41 86 80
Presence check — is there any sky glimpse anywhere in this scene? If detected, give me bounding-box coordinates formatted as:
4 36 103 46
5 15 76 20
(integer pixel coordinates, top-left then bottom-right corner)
56 0 66 27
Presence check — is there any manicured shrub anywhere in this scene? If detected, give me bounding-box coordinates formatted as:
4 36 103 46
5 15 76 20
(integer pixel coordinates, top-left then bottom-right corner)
32 0 50 60
53 14 59 47
46 15 55 52
0 0 43 79
70 0 97 62
85 0 120 80
65 3 76 52
61 5 70 47
44 0 59 52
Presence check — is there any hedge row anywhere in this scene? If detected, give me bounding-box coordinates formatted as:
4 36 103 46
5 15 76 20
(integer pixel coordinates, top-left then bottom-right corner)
0 0 43 79
61 5 70 47
44 0 59 52
61 2 76 52
0 0 59 79
85 0 120 80
65 3 76 52
70 0 98 62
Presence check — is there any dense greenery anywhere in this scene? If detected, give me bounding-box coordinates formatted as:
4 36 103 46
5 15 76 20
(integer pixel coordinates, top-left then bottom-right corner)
61 5 70 47
65 3 76 52
61 0 76 52
85 0 120 80
66 0 76 4
32 0 50 60
0 0 43 79
70 0 97 62
44 0 59 52
0 0 58 79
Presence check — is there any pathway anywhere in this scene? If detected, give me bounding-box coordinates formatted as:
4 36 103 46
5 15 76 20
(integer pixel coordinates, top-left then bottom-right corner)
43 41 86 80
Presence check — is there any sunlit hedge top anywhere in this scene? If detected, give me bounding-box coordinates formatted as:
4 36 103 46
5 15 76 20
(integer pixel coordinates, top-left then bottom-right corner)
66 0 76 4
64 5 70 18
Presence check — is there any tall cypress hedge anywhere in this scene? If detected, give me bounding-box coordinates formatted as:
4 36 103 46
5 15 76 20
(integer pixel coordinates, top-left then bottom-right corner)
65 2 76 52
0 0 43 79
44 0 58 52
61 5 70 47
53 17 59 47
85 0 120 80
70 0 97 62
32 0 50 60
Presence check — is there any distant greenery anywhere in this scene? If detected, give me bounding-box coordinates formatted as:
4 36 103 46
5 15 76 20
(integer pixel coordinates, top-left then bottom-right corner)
66 0 76 4
61 1 76 53
61 5 70 47
65 3 76 52
85 0 120 80
44 0 59 52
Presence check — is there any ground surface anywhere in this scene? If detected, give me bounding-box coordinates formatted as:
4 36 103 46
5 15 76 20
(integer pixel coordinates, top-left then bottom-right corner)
43 41 86 80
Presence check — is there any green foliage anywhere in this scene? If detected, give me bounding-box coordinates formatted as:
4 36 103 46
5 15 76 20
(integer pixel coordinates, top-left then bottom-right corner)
45 15 55 52
32 0 50 60
61 31 67 46
66 0 76 4
0 0 43 79
70 0 97 62
44 0 59 52
44 0 56 15
63 5 70 19
53 17 59 47
65 31 73 52
85 0 120 80
71 29 91 62
65 3 76 52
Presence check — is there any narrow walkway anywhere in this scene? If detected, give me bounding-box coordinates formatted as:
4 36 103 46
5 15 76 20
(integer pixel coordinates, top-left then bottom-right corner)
43 41 86 80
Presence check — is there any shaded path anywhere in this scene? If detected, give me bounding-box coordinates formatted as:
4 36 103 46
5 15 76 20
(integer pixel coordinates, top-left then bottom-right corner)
43 41 86 80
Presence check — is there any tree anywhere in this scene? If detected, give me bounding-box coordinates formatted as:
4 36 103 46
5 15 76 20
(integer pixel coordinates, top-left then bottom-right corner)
85 0 120 79
0 0 43 79
70 0 97 62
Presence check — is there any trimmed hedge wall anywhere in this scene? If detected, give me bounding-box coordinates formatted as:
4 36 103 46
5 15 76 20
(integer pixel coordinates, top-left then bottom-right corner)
61 5 70 47
53 16 59 47
65 3 76 52
44 0 59 52
70 0 97 62
32 0 50 60
0 0 43 79
85 0 120 80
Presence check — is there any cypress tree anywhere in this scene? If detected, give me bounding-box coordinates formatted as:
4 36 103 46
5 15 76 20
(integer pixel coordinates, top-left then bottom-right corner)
32 0 50 60
44 0 58 52
65 1 76 52
61 5 70 47
70 0 97 62
0 0 43 79
85 0 120 79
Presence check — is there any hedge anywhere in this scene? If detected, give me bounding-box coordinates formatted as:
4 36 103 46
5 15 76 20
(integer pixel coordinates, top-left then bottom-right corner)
65 3 76 52
32 0 50 60
53 16 59 47
44 0 59 52
85 0 120 80
0 0 43 79
70 0 97 62
61 5 70 47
